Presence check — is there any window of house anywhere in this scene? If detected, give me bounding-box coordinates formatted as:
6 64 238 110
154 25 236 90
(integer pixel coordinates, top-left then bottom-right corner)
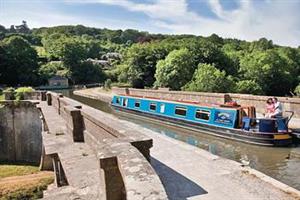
175 106 187 116
135 100 140 108
149 103 156 111
195 109 210 121
116 97 120 104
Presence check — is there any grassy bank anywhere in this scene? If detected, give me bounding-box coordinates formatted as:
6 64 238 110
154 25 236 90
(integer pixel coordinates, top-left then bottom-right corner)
0 163 39 178
0 163 54 200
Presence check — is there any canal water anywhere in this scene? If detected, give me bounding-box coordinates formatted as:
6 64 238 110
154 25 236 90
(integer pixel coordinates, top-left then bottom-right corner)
63 90 300 191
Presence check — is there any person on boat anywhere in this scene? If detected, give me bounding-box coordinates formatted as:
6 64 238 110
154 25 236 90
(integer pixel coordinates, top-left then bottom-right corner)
271 97 283 118
265 98 275 118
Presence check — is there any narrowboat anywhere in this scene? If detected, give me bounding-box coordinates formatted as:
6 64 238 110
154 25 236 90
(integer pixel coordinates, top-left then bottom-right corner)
111 95 294 147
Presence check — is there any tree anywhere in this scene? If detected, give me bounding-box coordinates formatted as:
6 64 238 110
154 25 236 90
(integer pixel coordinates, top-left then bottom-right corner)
294 84 300 96
71 61 106 84
277 47 300 90
239 49 293 96
42 33 67 60
0 25 6 33
183 63 234 92
42 34 87 65
0 36 39 86
117 42 171 88
39 61 69 84
63 39 87 66
235 80 263 95
186 39 236 75
249 38 274 52
154 48 196 90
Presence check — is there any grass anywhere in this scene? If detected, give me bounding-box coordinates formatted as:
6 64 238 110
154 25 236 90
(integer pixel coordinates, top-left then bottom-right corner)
0 163 39 178
0 163 54 200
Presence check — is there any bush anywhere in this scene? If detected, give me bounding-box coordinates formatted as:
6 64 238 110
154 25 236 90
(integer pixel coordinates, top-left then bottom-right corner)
3 87 15 93
15 87 34 100
294 84 300 96
183 63 234 93
235 80 263 95
111 82 131 88
104 79 112 90
3 87 15 100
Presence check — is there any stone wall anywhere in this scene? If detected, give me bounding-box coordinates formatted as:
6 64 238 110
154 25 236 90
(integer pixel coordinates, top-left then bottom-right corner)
112 87 300 117
4 91 46 101
42 92 167 199
0 101 42 163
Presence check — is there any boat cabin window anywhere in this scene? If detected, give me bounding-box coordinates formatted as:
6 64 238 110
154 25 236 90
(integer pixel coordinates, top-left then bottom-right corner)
135 100 140 108
175 106 187 116
122 98 128 107
149 103 156 111
160 103 165 113
116 97 120 104
195 109 210 121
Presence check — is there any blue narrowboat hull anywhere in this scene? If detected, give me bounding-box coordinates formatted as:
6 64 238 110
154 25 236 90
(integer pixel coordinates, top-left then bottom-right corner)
111 96 293 147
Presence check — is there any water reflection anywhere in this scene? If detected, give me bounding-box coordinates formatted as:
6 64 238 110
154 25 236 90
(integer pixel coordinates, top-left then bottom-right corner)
63 90 300 191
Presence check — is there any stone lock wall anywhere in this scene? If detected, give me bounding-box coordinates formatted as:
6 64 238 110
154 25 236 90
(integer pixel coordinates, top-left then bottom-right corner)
42 92 167 199
0 101 42 163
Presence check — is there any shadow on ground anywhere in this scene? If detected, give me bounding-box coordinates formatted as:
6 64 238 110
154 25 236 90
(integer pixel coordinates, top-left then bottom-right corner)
151 157 207 200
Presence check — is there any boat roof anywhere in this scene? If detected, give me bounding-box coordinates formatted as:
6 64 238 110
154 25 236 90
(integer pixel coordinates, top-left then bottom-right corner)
116 94 240 111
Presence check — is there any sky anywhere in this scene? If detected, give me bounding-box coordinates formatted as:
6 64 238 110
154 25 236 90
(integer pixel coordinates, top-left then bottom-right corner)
1 0 300 47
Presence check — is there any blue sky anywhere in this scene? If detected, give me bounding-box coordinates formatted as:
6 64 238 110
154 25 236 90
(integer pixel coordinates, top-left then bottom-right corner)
1 0 300 47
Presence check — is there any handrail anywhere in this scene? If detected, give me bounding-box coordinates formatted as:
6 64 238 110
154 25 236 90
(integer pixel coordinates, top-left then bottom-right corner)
285 111 294 125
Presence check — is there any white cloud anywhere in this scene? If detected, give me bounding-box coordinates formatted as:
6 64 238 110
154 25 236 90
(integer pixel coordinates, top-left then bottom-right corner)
0 1 148 31
2 0 300 47
72 0 300 47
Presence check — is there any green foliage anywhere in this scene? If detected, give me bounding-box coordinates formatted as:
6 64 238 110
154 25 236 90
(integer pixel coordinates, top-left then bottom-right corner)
3 87 15 93
15 87 34 100
0 163 39 178
294 84 300 96
39 61 69 84
183 63 234 93
155 48 196 90
185 39 236 75
1 177 53 200
111 82 131 88
1 23 300 96
239 49 293 96
235 80 263 95
104 79 112 90
0 163 53 200
0 36 39 86
249 38 274 52
117 40 181 88
71 61 106 84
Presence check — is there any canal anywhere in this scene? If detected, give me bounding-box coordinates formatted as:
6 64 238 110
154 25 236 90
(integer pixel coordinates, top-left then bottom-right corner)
63 90 300 191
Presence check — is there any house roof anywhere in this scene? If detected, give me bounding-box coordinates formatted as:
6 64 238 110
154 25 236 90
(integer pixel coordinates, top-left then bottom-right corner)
49 75 68 81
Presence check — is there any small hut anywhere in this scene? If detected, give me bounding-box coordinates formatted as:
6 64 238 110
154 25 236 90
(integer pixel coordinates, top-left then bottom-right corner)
48 75 68 87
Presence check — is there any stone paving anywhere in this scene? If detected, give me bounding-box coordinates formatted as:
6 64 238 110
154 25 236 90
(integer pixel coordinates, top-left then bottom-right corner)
122 120 300 200
38 101 104 199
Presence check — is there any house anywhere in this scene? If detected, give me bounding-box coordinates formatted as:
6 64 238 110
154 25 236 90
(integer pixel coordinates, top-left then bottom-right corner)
48 75 68 87
101 52 122 61
86 58 111 69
